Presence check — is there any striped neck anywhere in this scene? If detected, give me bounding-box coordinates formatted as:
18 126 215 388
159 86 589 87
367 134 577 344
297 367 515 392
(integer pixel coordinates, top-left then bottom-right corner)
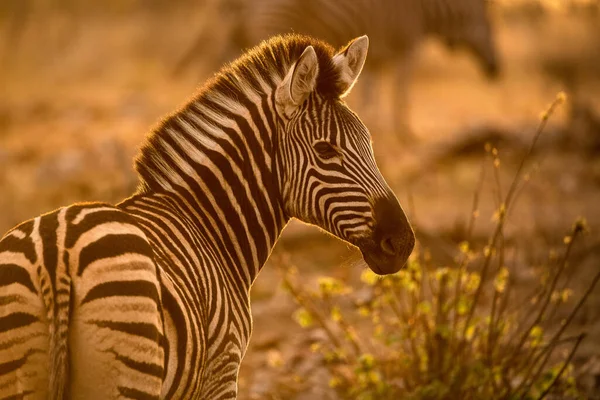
130 35 346 287
132 79 288 288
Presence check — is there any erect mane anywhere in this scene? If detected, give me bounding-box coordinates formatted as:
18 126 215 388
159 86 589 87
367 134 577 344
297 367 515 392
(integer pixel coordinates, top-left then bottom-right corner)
206 33 348 101
134 34 348 193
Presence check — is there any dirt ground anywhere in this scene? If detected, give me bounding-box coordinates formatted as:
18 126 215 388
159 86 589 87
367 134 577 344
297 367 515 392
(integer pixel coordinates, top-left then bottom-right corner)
1 1 599 398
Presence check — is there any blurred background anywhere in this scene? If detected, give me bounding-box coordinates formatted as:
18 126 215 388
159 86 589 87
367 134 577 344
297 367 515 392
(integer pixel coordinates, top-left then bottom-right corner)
1 0 599 398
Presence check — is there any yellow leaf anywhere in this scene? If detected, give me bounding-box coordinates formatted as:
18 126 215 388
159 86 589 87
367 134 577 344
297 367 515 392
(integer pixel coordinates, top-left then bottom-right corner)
459 241 470 254
331 306 342 322
372 313 381 324
530 325 544 347
329 377 342 388
359 353 375 369
293 308 314 328
483 246 492 257
465 325 476 341
361 269 379 286
368 371 381 384
561 288 573 302
457 297 470 315
464 273 481 292
318 277 348 295
494 267 509 293
417 301 432 315
435 267 449 281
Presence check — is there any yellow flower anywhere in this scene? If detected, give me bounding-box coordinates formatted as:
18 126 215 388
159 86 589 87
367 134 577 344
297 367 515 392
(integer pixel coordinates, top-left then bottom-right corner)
494 267 509 293
361 269 379 286
331 305 343 322
318 276 348 295
293 308 314 328
329 377 342 388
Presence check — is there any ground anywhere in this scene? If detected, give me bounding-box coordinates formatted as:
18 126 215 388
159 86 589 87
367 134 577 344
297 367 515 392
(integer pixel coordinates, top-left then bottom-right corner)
0 1 599 398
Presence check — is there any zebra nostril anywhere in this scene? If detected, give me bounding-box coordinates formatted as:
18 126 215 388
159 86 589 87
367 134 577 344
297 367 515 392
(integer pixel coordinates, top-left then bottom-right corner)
380 235 399 256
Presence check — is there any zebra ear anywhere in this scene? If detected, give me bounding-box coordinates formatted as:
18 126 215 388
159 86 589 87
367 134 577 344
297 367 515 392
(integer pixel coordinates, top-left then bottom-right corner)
333 35 369 97
276 45 319 118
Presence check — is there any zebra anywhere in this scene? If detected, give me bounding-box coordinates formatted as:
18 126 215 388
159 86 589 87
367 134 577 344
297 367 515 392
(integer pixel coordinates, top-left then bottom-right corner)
176 0 499 139
231 0 498 75
0 34 415 399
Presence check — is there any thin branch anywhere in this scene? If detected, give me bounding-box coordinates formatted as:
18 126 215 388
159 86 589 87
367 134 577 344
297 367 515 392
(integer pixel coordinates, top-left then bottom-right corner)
536 334 584 400
509 223 582 366
462 93 566 340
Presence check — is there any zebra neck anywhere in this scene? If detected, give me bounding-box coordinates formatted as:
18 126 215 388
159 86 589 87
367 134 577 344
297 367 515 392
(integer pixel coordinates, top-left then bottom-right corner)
132 96 289 288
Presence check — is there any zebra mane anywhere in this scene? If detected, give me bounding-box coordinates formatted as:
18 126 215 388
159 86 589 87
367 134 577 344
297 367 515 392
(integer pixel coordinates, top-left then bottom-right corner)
210 34 348 101
134 34 347 193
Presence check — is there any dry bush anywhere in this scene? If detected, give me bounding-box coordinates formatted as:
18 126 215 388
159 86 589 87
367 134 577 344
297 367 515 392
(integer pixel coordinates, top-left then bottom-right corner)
277 93 599 399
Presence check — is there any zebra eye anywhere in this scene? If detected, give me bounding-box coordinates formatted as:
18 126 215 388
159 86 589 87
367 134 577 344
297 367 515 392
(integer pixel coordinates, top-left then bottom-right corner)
313 141 340 160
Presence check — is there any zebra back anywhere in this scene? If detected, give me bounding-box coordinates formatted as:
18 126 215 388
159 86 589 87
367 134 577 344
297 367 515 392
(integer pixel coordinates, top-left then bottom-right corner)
191 0 499 77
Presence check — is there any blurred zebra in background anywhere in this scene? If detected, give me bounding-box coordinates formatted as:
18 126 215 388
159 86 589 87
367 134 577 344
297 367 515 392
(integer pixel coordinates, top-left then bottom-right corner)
176 0 500 141
0 34 415 399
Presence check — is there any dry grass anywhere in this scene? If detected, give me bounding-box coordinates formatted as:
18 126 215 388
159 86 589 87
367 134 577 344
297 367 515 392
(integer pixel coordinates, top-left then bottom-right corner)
274 95 598 399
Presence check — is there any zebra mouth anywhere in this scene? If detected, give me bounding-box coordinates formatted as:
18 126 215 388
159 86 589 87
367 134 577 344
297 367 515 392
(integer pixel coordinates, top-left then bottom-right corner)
358 197 415 275
357 231 415 276
361 250 386 275
360 248 405 275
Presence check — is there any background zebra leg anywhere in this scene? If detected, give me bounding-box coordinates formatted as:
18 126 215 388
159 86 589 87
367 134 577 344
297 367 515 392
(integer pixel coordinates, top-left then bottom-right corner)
353 62 416 146
387 59 416 145
349 69 381 133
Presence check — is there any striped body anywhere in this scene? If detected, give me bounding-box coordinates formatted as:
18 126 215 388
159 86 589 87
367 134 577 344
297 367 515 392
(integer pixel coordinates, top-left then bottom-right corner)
0 199 271 399
0 204 164 399
0 35 415 399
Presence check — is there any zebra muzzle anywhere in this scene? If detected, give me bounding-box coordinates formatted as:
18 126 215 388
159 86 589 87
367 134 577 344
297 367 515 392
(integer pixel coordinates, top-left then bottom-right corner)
360 231 414 275
358 197 415 275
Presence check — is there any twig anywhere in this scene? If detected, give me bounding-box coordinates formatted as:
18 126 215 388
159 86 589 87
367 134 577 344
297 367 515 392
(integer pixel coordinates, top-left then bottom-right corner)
509 222 582 366
515 257 599 398
462 93 566 340
450 161 486 353
276 255 344 350
534 334 585 400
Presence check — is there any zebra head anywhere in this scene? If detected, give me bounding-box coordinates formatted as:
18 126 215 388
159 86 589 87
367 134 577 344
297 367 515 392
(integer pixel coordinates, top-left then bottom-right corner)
454 0 499 78
274 35 415 275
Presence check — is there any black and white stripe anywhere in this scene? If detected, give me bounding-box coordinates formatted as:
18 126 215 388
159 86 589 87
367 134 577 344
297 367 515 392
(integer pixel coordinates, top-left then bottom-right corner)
0 34 414 399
